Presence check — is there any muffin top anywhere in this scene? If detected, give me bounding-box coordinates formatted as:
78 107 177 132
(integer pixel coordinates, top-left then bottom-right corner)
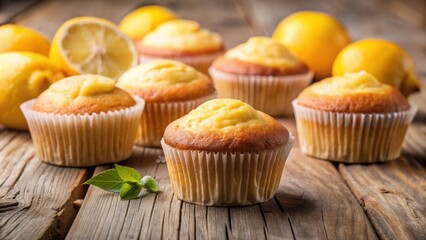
139 19 224 56
212 37 309 76
164 98 290 152
117 59 215 103
297 71 410 113
32 74 136 114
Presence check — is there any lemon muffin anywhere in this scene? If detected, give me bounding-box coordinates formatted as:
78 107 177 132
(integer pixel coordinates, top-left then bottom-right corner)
138 19 224 75
21 74 145 166
117 59 216 147
293 71 417 163
209 37 313 116
161 99 294 206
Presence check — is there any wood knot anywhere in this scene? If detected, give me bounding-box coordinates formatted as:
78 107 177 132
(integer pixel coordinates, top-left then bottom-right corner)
0 199 19 213
379 187 394 194
378 187 419 219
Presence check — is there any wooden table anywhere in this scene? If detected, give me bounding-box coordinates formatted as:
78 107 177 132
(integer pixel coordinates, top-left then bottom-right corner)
1 0 425 239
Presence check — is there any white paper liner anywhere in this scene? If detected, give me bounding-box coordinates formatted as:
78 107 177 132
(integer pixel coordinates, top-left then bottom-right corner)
140 52 223 76
137 93 216 147
209 67 313 116
20 97 145 167
292 100 418 163
161 135 295 206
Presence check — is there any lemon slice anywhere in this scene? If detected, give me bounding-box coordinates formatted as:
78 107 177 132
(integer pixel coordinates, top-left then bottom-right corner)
50 17 138 79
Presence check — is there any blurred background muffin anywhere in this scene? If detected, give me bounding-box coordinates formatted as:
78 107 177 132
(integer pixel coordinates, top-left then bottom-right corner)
209 37 313 116
117 59 216 147
293 71 417 163
138 19 224 75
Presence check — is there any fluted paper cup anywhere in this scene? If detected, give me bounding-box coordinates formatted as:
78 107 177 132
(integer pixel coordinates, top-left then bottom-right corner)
161 135 294 206
21 97 145 167
140 52 223 76
292 100 417 163
137 94 216 147
209 67 313 116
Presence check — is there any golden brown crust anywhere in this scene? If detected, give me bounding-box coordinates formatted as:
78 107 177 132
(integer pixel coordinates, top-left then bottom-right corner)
297 87 410 113
138 43 225 57
163 113 290 152
32 88 136 115
212 56 310 76
120 75 215 103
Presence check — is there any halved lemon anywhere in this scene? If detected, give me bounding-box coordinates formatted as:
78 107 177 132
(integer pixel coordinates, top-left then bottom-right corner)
50 17 138 79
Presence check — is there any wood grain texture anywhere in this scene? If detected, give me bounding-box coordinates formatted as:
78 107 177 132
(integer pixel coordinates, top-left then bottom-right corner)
409 91 426 117
339 157 426 239
403 122 426 159
278 119 378 240
0 130 90 240
0 0 40 24
10 0 144 38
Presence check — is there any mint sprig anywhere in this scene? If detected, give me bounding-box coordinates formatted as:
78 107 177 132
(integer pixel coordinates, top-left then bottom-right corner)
84 164 159 200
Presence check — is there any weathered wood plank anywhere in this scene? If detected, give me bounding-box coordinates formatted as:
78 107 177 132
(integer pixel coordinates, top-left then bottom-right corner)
403 122 426 159
0 130 90 240
65 148 180 240
409 91 426 117
11 0 144 38
278 119 378 240
339 157 426 239
0 0 40 24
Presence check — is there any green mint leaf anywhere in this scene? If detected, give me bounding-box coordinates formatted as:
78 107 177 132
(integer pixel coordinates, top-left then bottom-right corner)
119 182 142 200
140 176 159 193
114 164 141 183
83 169 123 193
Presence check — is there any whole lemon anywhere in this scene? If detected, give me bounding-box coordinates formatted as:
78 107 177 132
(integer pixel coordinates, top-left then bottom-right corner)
0 52 64 130
273 11 351 79
119 5 176 41
332 39 420 96
0 24 50 56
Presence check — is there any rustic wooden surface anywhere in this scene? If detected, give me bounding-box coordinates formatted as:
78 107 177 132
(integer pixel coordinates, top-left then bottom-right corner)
0 130 90 239
340 157 426 240
0 0 425 239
